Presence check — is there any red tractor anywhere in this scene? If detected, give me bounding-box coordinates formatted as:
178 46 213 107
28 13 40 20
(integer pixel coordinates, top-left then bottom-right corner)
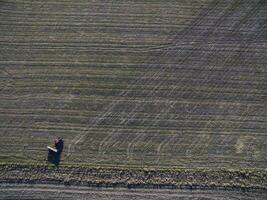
47 137 64 165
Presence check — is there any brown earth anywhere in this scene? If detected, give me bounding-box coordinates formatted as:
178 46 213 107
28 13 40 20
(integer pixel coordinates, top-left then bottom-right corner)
1 184 267 200
0 164 266 192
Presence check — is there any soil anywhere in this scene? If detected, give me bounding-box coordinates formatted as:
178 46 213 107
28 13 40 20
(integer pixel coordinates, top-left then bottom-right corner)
1 184 266 200
0 164 266 192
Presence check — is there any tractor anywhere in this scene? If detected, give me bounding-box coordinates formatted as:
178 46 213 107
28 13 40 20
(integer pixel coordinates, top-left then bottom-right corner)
47 137 64 165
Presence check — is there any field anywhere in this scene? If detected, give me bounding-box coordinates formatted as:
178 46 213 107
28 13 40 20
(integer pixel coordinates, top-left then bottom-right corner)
0 0 267 198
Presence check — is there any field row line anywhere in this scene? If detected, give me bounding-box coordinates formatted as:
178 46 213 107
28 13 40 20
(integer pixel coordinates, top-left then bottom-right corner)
0 14 198 22
2 23 265 32
3 72 266 82
0 1 214 10
2 67 267 76
4 65 267 74
2 112 267 124
2 46 267 56
0 126 267 137
5 79 266 90
1 60 266 67
1 108 266 119
1 96 264 106
0 21 194 28
1 58 266 66
1 42 266 52
2 97 265 107
2 86 265 97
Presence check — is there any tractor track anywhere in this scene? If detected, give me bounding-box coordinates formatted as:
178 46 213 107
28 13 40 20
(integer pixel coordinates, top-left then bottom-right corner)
66 0 222 156
95 0 266 160
95 0 222 156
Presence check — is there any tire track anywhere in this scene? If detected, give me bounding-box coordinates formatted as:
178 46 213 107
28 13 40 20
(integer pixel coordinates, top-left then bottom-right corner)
96 0 224 156
67 0 220 156
100 0 265 163
98 0 247 157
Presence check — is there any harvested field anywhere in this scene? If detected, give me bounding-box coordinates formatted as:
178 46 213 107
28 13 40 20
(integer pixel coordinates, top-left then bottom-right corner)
1 0 266 169
0 0 267 198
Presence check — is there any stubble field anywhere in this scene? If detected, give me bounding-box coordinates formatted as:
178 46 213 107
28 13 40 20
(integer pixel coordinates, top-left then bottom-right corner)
0 0 266 198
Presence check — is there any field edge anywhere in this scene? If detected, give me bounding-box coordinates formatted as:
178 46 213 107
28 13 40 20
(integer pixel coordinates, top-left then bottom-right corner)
0 162 266 192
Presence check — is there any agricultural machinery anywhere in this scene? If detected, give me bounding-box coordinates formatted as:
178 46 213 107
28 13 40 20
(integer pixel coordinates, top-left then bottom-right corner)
47 137 64 165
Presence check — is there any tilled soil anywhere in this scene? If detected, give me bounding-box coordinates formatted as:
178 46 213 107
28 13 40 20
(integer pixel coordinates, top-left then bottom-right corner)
1 184 266 200
0 164 266 192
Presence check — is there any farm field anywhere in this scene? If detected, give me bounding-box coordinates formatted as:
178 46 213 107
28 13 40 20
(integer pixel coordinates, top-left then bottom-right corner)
0 0 267 197
1 0 266 169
